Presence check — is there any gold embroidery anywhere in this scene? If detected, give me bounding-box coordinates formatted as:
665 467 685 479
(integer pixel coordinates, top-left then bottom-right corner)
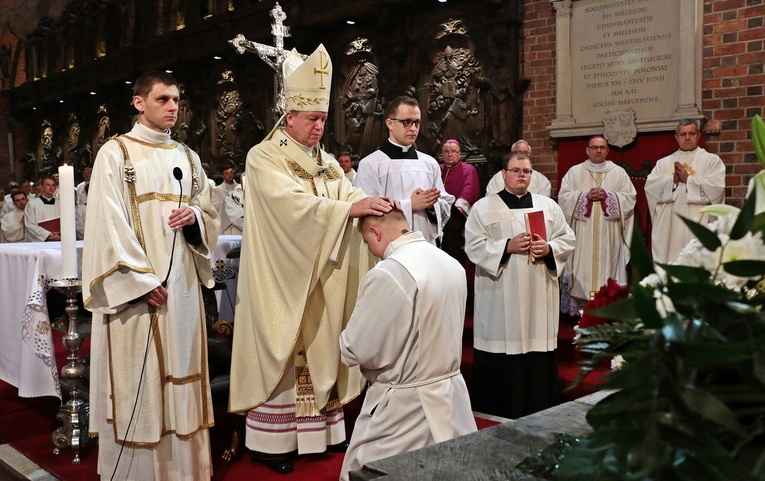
136 192 190 204
287 160 313 180
682 162 696 176
83 261 155 307
164 373 203 384
591 172 602 297
323 164 342 181
314 50 330 88
285 94 329 108
123 134 178 149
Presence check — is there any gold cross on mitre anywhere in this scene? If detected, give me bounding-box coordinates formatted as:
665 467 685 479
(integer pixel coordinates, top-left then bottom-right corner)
229 2 305 116
314 51 329 89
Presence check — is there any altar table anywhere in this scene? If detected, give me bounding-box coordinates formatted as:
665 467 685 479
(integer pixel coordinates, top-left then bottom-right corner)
0 236 241 399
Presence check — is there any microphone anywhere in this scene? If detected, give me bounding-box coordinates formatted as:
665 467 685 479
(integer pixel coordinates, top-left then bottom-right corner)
162 167 184 287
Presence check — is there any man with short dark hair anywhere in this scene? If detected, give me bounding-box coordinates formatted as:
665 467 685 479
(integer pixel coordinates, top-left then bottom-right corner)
485 140 552 197
466 152 575 419
339 208 476 480
215 166 244 235
355 96 454 245
75 167 92 206
82 70 220 481
1 190 28 242
337 151 356 182
24 175 60 241
645 119 725 263
558 136 636 315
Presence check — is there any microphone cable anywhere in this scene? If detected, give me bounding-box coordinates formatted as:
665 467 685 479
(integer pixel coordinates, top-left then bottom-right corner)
109 166 184 480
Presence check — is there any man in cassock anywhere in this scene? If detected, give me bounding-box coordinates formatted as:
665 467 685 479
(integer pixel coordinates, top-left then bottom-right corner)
485 140 552 197
465 152 575 419
440 139 480 261
214 166 244 235
82 71 220 481
645 118 725 263
558 135 636 315
339 208 477 481
24 175 60 241
338 151 356 182
1 190 27 242
229 44 392 474
355 96 454 245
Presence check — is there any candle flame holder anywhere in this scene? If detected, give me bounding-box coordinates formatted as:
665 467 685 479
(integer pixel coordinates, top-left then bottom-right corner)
49 278 90 464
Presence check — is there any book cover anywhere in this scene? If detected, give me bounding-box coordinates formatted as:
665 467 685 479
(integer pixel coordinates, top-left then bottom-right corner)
524 210 546 263
38 217 61 234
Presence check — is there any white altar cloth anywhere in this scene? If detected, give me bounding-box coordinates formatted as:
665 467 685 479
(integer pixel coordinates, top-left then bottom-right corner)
0 236 241 400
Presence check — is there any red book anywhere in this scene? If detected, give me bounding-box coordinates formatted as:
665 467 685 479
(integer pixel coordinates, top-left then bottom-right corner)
524 210 546 263
38 217 61 235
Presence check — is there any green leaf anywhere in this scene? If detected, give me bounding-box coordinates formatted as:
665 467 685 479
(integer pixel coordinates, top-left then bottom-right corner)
753 212 765 236
631 284 663 329
586 298 638 322
753 114 765 167
723 260 765 277
669 340 755 365
659 263 712 283
628 217 655 281
679 385 746 435
730 187 757 240
679 215 722 251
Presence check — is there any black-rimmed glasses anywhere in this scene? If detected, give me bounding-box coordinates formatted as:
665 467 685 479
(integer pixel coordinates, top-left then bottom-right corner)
390 118 421 128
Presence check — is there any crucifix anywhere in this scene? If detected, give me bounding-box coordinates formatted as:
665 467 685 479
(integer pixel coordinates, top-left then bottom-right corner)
229 2 305 118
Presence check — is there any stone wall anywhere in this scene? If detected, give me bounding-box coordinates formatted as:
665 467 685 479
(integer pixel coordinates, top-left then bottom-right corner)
521 0 764 205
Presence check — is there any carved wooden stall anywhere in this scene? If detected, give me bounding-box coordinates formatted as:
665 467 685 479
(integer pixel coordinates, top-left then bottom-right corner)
7 0 526 185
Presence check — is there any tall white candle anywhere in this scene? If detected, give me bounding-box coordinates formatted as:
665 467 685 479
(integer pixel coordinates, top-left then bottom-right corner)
58 165 77 279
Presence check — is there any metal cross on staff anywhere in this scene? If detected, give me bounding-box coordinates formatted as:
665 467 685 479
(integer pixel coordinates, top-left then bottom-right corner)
229 2 305 117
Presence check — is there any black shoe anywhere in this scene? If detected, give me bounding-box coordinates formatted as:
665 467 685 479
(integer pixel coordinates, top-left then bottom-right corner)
265 458 293 474
327 441 349 453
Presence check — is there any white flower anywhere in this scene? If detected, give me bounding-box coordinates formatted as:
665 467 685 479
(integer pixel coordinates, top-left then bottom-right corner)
655 291 676 319
640 264 668 289
611 355 625 371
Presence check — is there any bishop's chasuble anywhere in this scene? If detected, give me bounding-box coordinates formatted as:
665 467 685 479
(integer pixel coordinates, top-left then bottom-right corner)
83 122 219 480
645 147 725 263
230 127 367 455
558 160 636 313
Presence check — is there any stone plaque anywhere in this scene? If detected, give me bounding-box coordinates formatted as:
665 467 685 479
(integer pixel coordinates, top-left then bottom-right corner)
549 0 702 138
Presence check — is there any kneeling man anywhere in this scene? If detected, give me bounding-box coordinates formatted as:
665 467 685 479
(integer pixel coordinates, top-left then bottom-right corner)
339 208 477 481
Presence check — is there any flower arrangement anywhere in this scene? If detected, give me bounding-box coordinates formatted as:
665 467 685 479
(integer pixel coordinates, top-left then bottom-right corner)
519 116 765 480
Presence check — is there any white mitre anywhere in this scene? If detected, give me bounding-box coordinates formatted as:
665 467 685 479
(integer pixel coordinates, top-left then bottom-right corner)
283 43 332 112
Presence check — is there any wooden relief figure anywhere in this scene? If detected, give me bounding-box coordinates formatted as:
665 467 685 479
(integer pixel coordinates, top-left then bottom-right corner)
92 105 112 158
427 19 484 157
64 113 81 165
341 37 384 157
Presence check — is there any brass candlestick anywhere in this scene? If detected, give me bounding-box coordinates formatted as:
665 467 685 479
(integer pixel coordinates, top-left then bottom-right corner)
50 278 89 464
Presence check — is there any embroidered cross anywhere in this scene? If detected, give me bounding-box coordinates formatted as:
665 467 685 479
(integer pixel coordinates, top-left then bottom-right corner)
280 139 288 147
314 50 329 89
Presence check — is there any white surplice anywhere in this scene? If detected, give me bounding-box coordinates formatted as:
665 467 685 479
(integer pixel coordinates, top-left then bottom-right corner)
339 232 476 480
465 193 575 354
1 208 25 242
83 122 219 481
214 181 244 235
558 160 635 308
485 169 552 197
355 146 454 245
645 147 725 263
24 197 59 242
